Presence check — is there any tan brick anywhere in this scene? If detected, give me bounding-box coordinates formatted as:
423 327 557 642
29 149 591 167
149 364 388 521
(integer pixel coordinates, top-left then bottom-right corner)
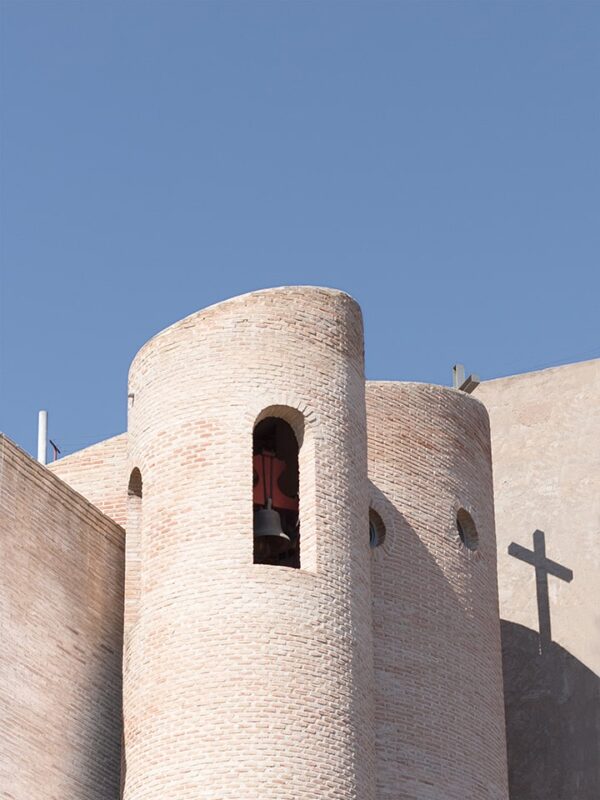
367 382 509 800
123 287 376 800
0 435 124 799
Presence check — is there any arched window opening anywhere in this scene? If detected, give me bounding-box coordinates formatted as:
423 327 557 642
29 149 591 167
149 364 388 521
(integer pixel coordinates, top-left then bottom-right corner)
457 508 479 551
253 416 300 568
369 508 386 549
125 468 143 633
128 468 142 500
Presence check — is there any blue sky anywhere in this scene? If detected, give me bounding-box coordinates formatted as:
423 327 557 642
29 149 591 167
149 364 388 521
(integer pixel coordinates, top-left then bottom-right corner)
1 1 599 458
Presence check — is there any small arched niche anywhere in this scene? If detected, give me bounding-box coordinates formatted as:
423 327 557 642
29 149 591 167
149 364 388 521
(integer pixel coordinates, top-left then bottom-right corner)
126 468 143 632
253 415 300 568
369 508 386 549
456 507 479 551
128 468 142 501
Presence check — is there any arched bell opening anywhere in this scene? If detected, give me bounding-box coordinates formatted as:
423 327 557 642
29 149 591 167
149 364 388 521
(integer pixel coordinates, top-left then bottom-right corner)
253 416 300 568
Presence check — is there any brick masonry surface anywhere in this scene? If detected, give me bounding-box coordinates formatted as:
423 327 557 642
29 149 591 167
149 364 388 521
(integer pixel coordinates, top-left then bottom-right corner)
13 287 595 800
123 287 376 800
367 382 509 800
49 433 128 527
0 434 124 800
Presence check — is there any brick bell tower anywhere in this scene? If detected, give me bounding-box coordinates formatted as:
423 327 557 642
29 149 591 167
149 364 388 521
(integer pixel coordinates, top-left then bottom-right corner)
122 287 376 800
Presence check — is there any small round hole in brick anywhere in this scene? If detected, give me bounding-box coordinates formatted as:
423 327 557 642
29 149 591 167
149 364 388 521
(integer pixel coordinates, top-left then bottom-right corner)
457 508 479 551
369 509 386 549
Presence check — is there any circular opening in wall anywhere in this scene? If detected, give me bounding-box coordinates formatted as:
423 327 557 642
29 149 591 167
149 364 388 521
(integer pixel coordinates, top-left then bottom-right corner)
456 508 479 551
369 509 386 549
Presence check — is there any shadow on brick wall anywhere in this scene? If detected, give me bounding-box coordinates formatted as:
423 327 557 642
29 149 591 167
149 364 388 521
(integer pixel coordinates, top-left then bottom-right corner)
370 482 509 798
78 570 124 800
501 621 600 800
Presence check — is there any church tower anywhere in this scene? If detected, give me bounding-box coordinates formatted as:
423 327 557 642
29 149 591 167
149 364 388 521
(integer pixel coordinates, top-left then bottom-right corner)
23 285 509 800
122 287 376 799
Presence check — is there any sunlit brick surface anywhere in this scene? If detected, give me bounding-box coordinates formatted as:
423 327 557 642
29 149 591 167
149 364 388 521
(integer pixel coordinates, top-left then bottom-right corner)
0 435 124 800
11 287 518 799
49 433 128 526
123 287 376 800
366 382 509 800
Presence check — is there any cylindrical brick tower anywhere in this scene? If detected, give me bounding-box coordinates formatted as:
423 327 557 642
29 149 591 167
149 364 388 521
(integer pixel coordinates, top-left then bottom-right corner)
123 288 375 800
366 382 509 800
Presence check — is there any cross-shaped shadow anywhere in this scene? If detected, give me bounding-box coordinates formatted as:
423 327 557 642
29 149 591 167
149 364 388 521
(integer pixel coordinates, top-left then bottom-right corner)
508 529 573 654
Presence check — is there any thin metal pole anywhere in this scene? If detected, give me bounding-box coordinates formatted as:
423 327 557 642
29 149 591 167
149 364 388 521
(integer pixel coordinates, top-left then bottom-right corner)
37 410 48 465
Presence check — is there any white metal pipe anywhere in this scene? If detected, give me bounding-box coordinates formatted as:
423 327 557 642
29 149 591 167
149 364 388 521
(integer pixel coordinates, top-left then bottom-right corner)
37 410 48 465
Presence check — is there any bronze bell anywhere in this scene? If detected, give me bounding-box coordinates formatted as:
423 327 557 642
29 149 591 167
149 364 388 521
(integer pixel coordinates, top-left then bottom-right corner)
253 498 292 557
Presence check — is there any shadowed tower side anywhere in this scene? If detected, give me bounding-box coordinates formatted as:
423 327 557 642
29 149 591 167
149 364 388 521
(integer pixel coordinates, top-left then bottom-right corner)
367 382 509 800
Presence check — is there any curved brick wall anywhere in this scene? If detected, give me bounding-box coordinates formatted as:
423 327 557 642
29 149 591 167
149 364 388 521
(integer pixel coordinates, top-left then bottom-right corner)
49 433 128 526
366 382 509 800
123 287 375 800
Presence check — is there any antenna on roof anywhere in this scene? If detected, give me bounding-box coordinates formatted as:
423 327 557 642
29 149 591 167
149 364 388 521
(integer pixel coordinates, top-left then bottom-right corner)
452 364 480 394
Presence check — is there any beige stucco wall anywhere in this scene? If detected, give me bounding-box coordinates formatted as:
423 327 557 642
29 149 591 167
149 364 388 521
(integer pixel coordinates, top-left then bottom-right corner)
367 382 509 800
0 434 124 800
49 432 128 526
476 359 600 799
123 287 376 800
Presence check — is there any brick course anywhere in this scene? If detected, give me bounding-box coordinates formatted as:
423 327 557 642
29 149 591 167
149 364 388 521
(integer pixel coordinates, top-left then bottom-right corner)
3 287 523 799
123 287 376 800
0 434 124 800
367 382 509 800
49 433 128 527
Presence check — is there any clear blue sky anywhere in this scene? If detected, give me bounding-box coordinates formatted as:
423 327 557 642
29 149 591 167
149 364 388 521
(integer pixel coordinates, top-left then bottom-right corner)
1 1 599 458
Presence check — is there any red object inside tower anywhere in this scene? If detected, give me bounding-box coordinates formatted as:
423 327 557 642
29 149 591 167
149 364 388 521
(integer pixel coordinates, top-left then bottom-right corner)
253 451 298 512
